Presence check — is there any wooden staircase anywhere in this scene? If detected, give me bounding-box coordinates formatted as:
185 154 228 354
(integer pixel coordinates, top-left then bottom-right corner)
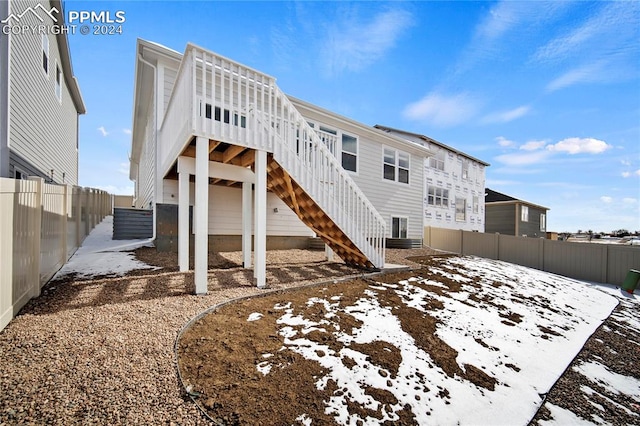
266 156 373 268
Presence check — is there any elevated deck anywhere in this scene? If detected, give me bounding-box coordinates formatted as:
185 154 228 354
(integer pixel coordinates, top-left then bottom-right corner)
158 43 386 287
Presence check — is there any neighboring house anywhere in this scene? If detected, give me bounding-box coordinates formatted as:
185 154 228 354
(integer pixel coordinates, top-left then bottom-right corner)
129 39 432 291
374 125 489 232
0 0 85 185
485 188 549 238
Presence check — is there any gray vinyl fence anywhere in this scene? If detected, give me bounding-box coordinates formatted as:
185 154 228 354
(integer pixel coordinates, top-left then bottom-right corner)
1 177 111 331
424 226 640 286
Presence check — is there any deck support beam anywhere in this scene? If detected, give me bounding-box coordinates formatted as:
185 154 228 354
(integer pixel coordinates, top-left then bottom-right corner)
254 149 267 288
194 136 209 294
178 169 190 272
242 181 252 268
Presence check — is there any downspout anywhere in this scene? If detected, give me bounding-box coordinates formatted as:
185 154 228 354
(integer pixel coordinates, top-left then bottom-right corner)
138 53 158 242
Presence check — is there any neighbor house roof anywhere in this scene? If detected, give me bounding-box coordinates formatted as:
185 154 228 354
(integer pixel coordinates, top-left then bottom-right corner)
485 188 549 211
374 125 490 166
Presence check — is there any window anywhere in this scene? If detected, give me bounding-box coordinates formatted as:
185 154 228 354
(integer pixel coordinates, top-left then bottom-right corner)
14 168 27 180
455 197 466 222
316 125 337 155
55 63 62 102
462 160 469 180
521 205 529 222
473 195 479 214
383 147 409 184
341 133 357 172
203 104 245 128
429 149 445 171
427 186 449 207
540 214 546 232
392 217 408 239
41 34 49 76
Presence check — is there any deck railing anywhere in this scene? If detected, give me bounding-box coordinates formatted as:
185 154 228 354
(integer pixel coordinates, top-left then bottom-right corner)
159 44 386 267
253 93 386 268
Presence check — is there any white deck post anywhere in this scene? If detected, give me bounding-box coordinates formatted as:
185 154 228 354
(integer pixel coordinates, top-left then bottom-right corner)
254 149 267 288
194 136 209 294
242 181 252 268
325 244 334 262
178 169 190 272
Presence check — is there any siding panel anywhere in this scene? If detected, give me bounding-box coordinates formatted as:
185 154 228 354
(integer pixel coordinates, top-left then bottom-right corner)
8 0 79 185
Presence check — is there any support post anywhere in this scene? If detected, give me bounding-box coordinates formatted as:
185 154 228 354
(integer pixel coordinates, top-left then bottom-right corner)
254 150 267 288
242 181 252 268
325 244 334 262
194 137 209 294
28 177 43 298
178 170 190 272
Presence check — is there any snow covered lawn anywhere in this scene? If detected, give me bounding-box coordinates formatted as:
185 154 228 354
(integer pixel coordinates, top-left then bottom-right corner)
178 255 621 425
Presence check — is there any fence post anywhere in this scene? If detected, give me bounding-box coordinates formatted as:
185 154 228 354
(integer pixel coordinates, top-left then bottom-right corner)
538 237 544 271
61 184 68 264
75 187 82 248
27 177 43 298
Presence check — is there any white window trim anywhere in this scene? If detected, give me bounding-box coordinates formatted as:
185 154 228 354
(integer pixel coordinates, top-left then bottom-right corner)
382 146 410 185
340 131 358 174
455 197 467 222
427 185 449 208
429 149 445 171
42 34 49 78
540 213 546 232
54 60 62 103
308 121 358 175
391 216 409 239
521 205 529 222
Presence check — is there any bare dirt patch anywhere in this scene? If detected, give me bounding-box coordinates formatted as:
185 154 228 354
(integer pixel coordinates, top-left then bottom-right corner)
176 260 500 425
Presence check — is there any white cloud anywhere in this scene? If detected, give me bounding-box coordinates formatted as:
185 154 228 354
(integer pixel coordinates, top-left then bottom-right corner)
403 92 480 127
97 126 109 137
600 196 613 204
520 140 547 151
622 169 640 178
546 137 611 154
482 105 531 124
123 128 132 135
534 2 637 63
623 197 638 204
495 150 551 167
452 1 569 76
496 136 515 148
545 61 608 92
323 8 413 75
621 160 631 166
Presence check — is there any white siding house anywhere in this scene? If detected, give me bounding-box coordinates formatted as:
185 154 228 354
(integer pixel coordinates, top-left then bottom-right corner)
129 39 432 291
375 126 489 232
0 0 85 185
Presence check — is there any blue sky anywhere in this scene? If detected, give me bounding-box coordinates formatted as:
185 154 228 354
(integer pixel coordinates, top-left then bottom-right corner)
64 0 639 233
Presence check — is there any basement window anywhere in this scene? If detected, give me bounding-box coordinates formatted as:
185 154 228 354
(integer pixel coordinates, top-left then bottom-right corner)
392 217 408 239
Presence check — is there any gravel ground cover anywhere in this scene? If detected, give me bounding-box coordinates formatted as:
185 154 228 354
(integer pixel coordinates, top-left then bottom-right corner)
0 243 637 425
0 247 432 425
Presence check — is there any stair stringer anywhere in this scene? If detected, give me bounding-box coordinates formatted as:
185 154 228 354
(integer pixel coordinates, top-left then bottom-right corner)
266 156 374 268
